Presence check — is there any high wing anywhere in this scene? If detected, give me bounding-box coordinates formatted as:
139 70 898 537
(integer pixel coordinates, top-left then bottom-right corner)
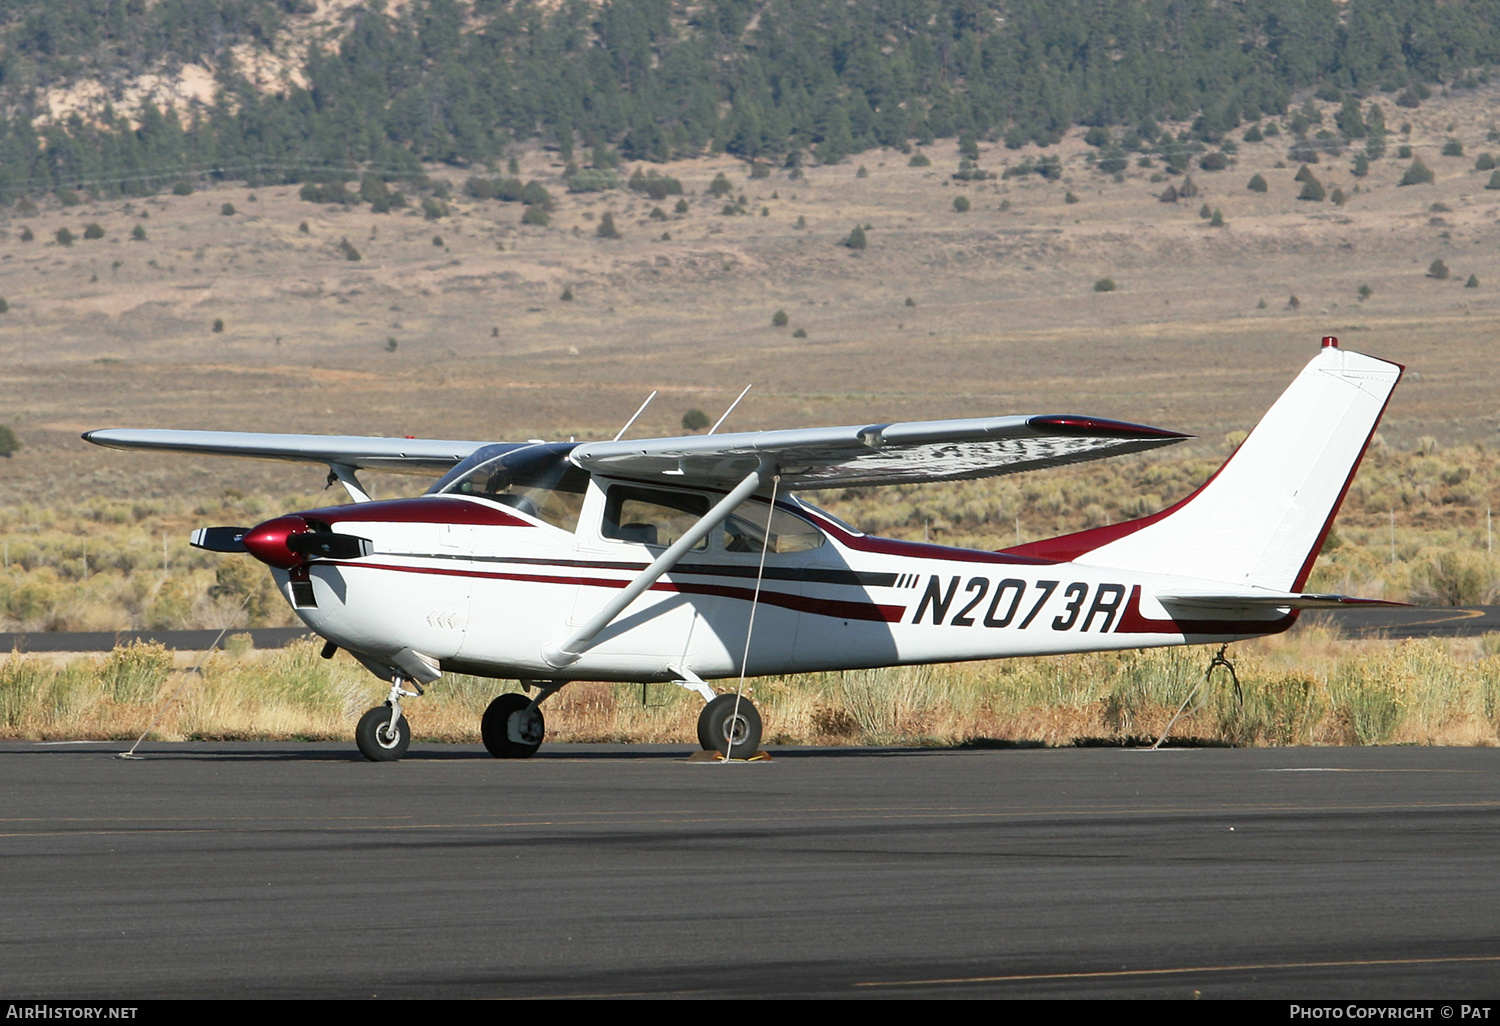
82 429 489 474
569 414 1189 490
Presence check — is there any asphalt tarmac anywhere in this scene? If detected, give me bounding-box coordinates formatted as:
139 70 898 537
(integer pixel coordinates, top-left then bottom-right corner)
4 741 1500 998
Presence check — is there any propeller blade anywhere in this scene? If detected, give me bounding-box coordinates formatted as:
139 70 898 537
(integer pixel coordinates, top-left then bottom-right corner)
191 527 251 553
286 532 374 561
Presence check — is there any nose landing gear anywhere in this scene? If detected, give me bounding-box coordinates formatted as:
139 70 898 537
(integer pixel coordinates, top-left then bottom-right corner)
355 674 422 762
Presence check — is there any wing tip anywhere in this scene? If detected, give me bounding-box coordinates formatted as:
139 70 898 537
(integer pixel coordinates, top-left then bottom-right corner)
1026 415 1191 441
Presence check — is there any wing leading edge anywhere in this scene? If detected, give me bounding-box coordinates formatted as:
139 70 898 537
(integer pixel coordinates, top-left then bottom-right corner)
570 414 1189 489
82 429 489 474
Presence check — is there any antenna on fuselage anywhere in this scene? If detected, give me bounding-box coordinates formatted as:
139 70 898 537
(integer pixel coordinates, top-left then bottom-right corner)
613 390 658 442
708 384 753 435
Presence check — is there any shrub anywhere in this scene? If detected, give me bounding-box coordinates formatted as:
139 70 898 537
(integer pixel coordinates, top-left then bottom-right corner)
1443 139 1464 157
649 206 667 221
338 238 361 261
1478 153 1498 172
1489 171 1500 190
681 409 710 432
1177 174 1199 198
19 227 32 242
567 167 619 193
772 309 789 327
1158 185 1178 203
792 328 807 338
131 224 146 241
385 337 398 352
1200 151 1228 171
432 235 443 247
1209 208 1225 227
596 212 621 239
1467 274 1480 288
856 165 869 178
1247 173 1267 192
1428 259 1449 280
0 424 17 456
82 222 104 239
908 153 930 167
521 181 553 209
1294 164 1314 182
1352 153 1370 177
211 318 224 332
422 197 448 220
1298 175 1326 201
1093 278 1117 292
1331 187 1346 206
1243 125 1264 143
300 181 353 204
1199 203 1212 219
1064 191 1078 204
749 162 770 179
1287 294 1300 309
1359 284 1373 301
842 225 867 249
298 221 309 233
57 188 80 206
708 173 733 198
674 198 689 214
952 195 970 213
220 202 236 216
0 297 8 313
521 206 549 226
904 297 916 307
171 181 193 196
560 286 574 301
55 227 74 247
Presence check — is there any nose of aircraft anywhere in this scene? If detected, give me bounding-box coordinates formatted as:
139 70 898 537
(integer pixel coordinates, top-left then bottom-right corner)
242 515 310 569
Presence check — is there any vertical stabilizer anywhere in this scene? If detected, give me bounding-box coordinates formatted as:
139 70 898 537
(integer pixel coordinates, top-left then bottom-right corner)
1007 341 1402 590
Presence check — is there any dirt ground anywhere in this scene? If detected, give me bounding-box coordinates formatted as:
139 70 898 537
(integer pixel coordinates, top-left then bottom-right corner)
3 87 1499 506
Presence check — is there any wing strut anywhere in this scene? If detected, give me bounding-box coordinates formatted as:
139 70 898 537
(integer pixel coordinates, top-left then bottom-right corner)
541 457 774 670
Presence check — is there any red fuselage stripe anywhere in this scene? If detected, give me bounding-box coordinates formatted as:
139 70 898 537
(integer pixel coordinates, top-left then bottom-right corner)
343 561 906 623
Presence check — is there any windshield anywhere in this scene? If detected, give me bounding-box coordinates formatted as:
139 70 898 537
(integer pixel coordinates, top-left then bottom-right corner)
428 442 588 532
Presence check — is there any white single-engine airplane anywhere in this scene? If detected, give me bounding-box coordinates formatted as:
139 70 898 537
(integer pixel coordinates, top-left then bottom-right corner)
85 337 1399 761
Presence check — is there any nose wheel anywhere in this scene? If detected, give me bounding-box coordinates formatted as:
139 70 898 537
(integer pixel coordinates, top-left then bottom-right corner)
355 673 421 762
697 693 762 760
356 705 411 761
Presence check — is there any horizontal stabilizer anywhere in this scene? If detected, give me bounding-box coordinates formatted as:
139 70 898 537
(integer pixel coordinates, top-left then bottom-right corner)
1158 591 1405 611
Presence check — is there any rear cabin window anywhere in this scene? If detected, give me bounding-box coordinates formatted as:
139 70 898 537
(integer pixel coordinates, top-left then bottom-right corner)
603 487 709 549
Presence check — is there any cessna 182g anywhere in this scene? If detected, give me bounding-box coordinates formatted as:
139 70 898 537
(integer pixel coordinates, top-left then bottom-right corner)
85 337 1399 761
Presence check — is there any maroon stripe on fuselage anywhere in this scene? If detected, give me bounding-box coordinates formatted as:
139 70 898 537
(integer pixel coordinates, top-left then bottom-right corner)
343 561 905 623
296 497 531 528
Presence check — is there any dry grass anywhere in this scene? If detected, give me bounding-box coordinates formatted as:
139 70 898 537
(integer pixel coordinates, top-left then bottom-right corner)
5 630 1499 748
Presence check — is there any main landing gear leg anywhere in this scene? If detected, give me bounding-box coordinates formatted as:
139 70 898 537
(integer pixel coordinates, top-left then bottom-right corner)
356 674 422 762
482 681 561 759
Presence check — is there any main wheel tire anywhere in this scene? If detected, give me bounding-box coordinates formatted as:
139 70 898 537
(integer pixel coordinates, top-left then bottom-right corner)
698 693 762 760
482 693 545 759
356 706 411 762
